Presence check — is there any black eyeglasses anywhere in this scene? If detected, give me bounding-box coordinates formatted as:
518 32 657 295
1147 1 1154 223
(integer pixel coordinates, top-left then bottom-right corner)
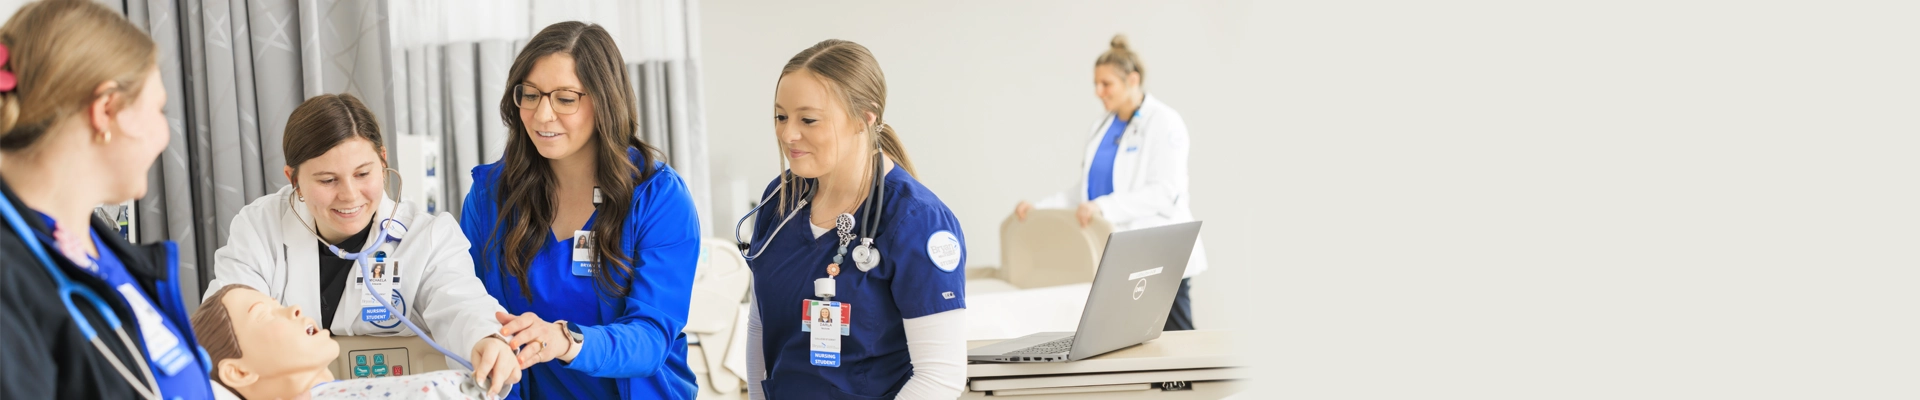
513 84 588 115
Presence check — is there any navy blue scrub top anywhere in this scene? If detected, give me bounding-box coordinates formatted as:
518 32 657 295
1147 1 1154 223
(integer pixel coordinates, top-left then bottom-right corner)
747 165 968 399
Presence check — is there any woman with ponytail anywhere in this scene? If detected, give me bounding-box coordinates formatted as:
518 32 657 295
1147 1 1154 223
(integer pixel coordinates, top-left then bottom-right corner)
1014 34 1208 331
736 39 968 399
0 1 214 398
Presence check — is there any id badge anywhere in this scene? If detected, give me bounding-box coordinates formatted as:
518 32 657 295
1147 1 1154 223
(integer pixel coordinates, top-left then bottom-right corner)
806 300 845 367
359 261 401 322
799 300 851 336
571 230 595 277
115 284 192 376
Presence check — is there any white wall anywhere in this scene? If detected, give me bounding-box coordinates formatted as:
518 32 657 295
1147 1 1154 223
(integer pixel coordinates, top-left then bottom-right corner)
702 0 1266 333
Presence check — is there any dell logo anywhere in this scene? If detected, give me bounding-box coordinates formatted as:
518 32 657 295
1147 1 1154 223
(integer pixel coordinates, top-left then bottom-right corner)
1132 278 1147 300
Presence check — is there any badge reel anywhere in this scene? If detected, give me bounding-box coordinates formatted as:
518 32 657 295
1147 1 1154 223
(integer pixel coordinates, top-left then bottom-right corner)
807 213 861 368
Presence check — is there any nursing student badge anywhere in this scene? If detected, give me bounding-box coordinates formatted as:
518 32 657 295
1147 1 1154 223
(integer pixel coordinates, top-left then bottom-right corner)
800 300 851 335
807 300 848 367
359 256 402 323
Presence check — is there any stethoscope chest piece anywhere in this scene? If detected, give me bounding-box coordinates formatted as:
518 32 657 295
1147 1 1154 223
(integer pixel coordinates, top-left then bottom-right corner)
382 218 407 240
852 238 879 272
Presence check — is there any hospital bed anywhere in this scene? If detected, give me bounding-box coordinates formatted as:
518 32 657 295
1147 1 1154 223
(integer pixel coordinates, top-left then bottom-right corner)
306 238 757 399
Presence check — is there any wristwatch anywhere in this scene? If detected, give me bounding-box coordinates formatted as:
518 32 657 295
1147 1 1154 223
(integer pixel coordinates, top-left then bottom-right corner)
555 320 585 349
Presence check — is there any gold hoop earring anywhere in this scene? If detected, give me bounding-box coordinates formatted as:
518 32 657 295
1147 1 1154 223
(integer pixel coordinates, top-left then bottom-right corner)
99 129 113 144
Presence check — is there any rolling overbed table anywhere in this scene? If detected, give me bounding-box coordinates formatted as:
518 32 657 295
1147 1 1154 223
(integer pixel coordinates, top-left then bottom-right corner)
964 330 1247 399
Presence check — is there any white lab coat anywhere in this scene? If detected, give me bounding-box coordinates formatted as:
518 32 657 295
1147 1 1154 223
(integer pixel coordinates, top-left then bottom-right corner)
1035 94 1208 278
206 185 506 363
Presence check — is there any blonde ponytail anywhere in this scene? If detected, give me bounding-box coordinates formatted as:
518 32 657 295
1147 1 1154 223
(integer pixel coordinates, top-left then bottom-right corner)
0 0 157 151
874 122 915 177
0 92 18 136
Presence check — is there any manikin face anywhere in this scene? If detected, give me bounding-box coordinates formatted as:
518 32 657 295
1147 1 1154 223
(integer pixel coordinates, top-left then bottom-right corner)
219 287 339 380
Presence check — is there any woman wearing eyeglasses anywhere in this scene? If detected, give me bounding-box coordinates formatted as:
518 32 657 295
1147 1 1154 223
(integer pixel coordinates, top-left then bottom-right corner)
460 21 700 399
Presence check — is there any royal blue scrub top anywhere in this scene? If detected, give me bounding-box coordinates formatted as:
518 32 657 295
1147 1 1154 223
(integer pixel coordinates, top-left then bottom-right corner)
48 213 213 400
1087 115 1130 200
462 148 700 400
746 164 968 399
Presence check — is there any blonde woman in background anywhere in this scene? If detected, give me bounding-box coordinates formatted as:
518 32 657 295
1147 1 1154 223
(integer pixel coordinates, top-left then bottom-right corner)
1015 34 1208 331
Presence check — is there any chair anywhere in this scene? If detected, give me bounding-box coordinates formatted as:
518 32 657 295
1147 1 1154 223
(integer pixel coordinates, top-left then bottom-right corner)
686 238 753 398
993 209 1114 289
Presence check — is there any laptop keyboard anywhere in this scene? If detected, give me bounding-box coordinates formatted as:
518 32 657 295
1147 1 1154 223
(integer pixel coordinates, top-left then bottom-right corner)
1003 337 1075 355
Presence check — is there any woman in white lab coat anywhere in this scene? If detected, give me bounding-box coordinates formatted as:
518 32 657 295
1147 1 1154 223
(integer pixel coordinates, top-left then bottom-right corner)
1015 34 1208 331
205 94 521 396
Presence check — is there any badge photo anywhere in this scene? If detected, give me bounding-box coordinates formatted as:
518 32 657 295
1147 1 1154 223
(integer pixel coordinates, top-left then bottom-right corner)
572 230 595 276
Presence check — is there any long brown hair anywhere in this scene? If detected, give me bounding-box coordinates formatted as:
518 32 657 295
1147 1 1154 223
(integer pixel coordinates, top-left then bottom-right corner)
486 21 661 299
0 0 157 150
773 39 915 214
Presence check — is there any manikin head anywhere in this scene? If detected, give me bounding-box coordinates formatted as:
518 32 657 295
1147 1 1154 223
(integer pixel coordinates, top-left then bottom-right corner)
192 285 340 399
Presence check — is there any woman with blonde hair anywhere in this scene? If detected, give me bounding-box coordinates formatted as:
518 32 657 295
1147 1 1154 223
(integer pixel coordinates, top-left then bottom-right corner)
735 39 968 399
0 1 213 398
1015 34 1208 331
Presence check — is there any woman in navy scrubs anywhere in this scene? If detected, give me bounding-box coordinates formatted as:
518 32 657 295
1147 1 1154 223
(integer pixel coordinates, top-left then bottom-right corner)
461 21 699 399
739 39 967 400
0 1 212 399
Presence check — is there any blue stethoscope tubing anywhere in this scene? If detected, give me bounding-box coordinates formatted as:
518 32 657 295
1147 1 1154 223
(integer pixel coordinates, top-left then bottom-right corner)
324 216 478 372
0 192 163 400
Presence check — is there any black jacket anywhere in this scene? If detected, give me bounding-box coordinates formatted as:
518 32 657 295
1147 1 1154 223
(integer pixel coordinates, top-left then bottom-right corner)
0 178 208 398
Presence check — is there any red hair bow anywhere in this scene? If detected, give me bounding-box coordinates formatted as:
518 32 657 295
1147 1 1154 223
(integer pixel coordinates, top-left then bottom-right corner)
0 44 14 92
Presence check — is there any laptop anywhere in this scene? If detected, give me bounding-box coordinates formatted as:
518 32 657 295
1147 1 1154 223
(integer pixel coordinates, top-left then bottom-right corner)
968 221 1203 363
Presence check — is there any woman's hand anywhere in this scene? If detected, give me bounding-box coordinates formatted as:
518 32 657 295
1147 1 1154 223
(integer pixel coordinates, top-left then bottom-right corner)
1014 201 1033 222
469 336 521 397
1076 202 1102 227
496 311 571 367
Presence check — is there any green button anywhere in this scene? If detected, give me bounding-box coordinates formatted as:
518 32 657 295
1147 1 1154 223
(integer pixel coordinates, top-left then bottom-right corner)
353 365 370 378
372 365 389 377
372 354 385 365
355 355 367 366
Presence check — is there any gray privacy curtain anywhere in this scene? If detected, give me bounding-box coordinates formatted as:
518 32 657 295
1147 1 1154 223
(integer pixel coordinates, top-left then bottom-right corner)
398 2 712 239
120 0 394 305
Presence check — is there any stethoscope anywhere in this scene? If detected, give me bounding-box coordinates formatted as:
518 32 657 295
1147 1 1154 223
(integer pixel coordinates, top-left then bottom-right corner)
0 191 164 400
291 169 476 372
734 153 888 278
